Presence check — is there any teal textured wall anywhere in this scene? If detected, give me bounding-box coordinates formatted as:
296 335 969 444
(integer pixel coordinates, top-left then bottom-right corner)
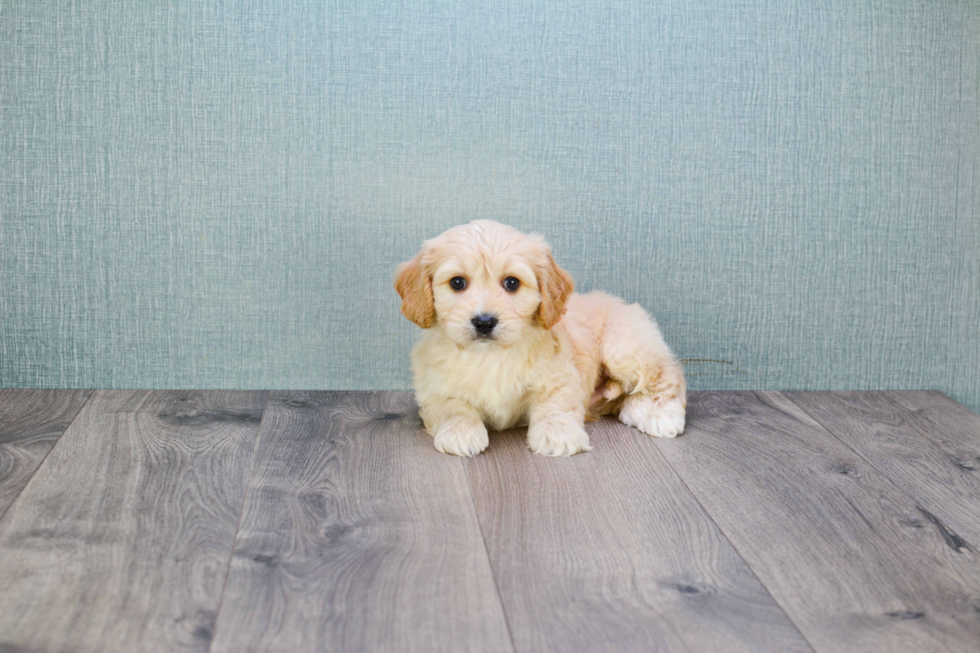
2 1 978 410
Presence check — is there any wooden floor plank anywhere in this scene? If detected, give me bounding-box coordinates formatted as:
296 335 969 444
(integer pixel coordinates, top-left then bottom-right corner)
786 391 980 548
0 389 92 519
209 391 513 653
463 415 813 652
0 390 266 653
653 392 980 653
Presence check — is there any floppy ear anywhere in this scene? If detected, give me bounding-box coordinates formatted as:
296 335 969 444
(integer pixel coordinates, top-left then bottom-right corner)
394 254 435 328
536 251 575 329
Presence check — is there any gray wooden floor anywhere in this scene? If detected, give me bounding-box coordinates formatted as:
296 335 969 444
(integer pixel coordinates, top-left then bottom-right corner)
0 390 978 653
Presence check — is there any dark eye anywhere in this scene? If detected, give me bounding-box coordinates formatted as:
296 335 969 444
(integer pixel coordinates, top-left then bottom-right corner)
503 277 520 292
449 276 467 291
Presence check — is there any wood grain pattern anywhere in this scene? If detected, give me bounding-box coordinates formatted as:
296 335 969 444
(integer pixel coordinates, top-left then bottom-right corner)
654 392 980 652
0 390 266 653
210 391 513 653
463 415 812 652
0 389 92 519
2 389 978 652
786 391 980 547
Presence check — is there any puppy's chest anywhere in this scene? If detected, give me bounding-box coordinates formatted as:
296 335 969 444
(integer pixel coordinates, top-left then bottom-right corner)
442 348 542 429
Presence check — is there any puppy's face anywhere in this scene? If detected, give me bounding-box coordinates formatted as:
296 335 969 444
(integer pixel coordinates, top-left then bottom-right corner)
395 221 574 346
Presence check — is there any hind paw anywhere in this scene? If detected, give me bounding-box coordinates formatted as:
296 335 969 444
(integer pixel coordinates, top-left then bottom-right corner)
619 397 686 438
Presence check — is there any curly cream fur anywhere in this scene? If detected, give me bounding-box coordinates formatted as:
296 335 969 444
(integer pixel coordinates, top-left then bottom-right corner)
394 220 686 457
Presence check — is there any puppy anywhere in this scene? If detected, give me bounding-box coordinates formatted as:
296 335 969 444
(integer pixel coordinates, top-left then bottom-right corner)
394 220 686 457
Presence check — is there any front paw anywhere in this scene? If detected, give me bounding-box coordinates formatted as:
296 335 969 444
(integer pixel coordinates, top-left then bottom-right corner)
433 422 489 457
528 418 592 457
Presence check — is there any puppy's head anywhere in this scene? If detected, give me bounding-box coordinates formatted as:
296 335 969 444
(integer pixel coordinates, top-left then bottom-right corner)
394 221 574 346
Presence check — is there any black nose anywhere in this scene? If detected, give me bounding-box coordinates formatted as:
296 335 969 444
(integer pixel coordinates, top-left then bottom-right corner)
471 314 498 336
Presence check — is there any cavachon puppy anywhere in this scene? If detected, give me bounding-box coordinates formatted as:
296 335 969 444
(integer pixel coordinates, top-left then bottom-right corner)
394 220 686 457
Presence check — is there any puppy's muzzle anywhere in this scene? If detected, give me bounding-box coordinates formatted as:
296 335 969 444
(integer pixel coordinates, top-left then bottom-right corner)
471 314 498 338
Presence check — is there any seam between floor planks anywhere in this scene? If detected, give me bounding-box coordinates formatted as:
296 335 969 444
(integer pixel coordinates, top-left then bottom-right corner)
652 391 980 653
462 409 813 652
644 438 819 653
0 389 94 525
0 390 269 653
207 391 277 653
460 458 521 653
3 390 979 652
784 390 980 549
208 391 514 653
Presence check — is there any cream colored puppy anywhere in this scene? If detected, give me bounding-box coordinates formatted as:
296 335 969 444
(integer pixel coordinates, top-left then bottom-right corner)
394 220 686 457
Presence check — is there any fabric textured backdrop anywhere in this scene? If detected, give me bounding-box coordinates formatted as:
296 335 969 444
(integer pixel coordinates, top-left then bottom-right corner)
2 1 978 410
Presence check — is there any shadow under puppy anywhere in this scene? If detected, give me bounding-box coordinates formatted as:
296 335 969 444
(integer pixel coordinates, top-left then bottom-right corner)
395 220 686 457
